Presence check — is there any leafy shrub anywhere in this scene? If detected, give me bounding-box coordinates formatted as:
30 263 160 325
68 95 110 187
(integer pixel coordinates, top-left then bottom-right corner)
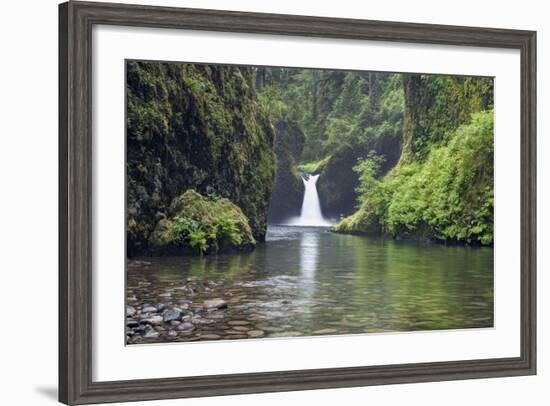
217 215 243 246
353 151 386 205
336 110 494 245
149 190 255 255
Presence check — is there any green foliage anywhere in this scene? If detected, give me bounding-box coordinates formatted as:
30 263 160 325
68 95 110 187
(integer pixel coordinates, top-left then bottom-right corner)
254 69 405 218
337 110 494 245
402 74 494 161
126 62 275 255
170 217 209 255
149 190 255 255
127 60 495 253
297 156 331 174
217 215 243 246
353 151 386 206
258 85 288 120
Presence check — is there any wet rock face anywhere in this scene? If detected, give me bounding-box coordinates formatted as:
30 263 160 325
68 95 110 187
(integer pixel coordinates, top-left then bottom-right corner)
317 134 402 219
316 145 361 219
126 62 276 256
268 119 305 224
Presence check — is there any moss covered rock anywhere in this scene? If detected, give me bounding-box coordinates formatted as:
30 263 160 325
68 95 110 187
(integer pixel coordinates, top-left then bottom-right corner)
127 62 275 255
332 200 381 235
149 190 255 255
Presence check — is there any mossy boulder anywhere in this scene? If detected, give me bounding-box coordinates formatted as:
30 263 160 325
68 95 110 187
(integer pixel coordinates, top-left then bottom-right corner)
149 190 255 255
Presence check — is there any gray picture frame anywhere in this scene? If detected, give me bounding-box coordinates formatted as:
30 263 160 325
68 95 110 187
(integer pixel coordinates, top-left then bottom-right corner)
59 1 537 404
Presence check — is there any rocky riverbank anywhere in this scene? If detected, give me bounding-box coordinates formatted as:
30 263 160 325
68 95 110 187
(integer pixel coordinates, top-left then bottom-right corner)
127 271 269 343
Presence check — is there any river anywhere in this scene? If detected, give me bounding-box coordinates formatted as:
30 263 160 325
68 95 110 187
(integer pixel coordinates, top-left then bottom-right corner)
126 225 493 344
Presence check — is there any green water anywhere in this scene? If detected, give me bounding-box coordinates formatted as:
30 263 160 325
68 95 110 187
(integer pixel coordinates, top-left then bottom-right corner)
127 226 493 342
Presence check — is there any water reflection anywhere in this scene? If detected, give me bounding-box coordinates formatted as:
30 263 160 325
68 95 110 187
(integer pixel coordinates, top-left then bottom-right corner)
298 229 320 317
127 225 494 342
299 230 319 280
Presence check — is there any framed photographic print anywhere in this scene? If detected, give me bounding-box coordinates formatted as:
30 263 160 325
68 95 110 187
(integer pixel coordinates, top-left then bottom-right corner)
59 1 536 404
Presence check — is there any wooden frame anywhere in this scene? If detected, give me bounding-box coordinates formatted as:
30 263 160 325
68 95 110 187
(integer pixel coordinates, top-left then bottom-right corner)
59 1 537 404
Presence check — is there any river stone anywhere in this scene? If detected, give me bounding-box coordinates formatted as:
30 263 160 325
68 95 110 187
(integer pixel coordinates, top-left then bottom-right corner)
133 324 147 334
143 329 159 339
200 334 221 340
177 322 194 331
142 305 157 313
139 313 153 322
163 309 182 323
226 334 247 339
203 298 227 309
225 330 245 335
126 306 136 317
130 336 143 344
149 315 164 326
156 303 166 312
312 328 338 335
227 320 250 326
167 330 178 337
231 326 250 332
126 319 139 328
247 330 264 338
195 318 216 326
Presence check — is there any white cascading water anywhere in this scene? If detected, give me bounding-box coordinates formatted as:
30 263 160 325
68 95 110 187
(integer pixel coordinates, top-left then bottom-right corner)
287 174 332 227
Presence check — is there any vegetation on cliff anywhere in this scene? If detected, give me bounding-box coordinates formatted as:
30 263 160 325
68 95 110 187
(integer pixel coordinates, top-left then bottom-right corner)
256 70 404 218
335 75 494 245
127 61 275 255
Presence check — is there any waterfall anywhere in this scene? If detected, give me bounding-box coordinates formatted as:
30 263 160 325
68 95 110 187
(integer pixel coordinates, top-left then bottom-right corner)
287 174 332 227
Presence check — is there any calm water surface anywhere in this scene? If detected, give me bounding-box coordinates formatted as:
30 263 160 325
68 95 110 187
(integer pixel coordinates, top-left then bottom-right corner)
127 226 493 343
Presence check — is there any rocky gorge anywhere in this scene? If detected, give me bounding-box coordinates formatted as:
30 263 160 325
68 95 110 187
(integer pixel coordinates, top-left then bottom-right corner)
125 62 495 344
